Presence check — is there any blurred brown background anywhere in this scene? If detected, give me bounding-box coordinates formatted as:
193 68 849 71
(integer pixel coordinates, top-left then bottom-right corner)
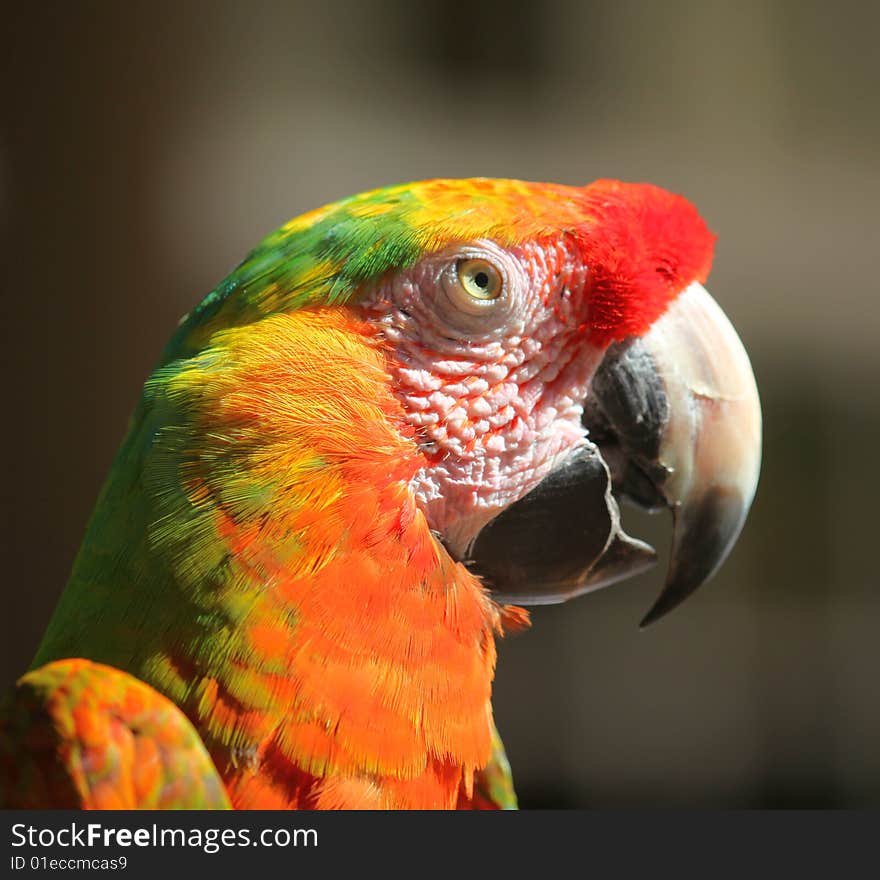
2 1 878 806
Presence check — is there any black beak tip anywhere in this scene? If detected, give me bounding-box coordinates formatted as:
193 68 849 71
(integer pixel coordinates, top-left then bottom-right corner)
638 486 748 629
638 579 699 629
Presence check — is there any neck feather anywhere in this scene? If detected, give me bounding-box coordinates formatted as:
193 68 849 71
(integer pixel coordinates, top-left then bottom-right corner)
37 308 500 808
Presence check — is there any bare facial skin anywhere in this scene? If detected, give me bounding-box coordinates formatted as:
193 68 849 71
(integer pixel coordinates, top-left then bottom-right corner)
360 237 605 557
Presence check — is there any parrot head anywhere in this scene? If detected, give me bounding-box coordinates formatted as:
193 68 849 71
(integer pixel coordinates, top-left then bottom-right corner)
31 177 763 809
168 177 761 626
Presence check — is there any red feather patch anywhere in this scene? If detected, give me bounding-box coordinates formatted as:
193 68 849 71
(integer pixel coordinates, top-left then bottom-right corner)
573 180 716 345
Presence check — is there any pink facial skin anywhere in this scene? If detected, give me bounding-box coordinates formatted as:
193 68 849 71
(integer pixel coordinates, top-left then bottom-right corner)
360 236 607 558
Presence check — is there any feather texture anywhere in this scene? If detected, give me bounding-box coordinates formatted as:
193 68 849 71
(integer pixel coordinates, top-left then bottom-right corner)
0 660 230 809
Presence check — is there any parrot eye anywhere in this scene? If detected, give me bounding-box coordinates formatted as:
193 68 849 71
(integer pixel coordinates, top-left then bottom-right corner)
456 259 503 302
437 246 513 328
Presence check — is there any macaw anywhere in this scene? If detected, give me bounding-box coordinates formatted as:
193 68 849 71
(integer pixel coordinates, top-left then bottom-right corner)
0 178 761 809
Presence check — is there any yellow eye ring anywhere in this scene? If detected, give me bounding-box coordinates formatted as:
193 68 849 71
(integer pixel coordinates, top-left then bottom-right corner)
456 259 503 301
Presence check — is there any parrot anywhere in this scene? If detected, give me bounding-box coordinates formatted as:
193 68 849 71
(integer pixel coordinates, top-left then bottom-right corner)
0 178 761 810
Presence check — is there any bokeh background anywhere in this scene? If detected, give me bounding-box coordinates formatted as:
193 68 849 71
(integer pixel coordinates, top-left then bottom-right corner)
3 1 878 807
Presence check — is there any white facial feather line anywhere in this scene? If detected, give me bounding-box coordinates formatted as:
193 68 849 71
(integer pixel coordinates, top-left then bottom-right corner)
360 237 605 559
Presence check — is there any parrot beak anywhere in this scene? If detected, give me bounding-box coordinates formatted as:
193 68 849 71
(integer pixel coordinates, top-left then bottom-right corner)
468 282 762 626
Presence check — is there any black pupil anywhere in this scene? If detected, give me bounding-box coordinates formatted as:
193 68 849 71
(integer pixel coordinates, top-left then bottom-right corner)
474 271 489 289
